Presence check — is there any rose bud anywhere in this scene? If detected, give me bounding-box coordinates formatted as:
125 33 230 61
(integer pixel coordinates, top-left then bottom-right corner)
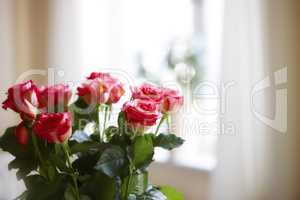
33 112 72 144
131 83 163 104
15 121 29 145
77 79 109 105
77 72 125 105
2 80 40 120
39 84 72 112
107 82 125 104
86 72 111 80
122 99 161 130
162 88 184 113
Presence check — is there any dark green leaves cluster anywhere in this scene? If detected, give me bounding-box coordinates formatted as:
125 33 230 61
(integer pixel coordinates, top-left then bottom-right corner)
0 127 37 180
0 108 185 200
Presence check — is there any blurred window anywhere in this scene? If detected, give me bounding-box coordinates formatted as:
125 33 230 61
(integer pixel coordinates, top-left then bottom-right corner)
77 0 223 171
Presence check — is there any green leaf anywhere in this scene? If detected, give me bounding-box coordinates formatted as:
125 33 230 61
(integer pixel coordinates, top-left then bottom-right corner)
132 135 154 169
49 153 69 173
94 146 126 178
159 186 184 200
110 133 131 150
70 141 104 154
104 126 119 141
1 127 37 180
146 188 167 200
90 131 100 142
153 134 184 150
8 157 37 180
24 175 68 200
136 186 167 200
73 152 102 174
80 172 116 200
122 171 149 196
64 184 77 200
80 195 92 200
70 97 98 131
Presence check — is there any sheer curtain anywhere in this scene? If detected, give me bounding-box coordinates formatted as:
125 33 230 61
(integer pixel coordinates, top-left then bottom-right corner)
211 0 300 199
0 0 82 198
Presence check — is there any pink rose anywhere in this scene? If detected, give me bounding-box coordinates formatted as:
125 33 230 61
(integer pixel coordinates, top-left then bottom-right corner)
86 72 111 80
77 72 125 105
161 88 184 113
39 84 72 111
131 83 163 103
15 122 29 145
2 80 39 120
122 99 161 128
33 112 72 144
108 84 125 104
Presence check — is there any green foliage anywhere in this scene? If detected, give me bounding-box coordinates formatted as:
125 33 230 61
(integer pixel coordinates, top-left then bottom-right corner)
70 97 98 131
104 126 119 141
125 171 149 196
8 157 37 180
160 186 184 200
70 141 105 154
153 133 184 150
73 151 101 175
64 184 78 200
129 186 167 200
132 135 154 169
118 112 127 132
1 105 186 200
94 146 127 178
80 172 116 200
22 175 69 200
0 127 37 180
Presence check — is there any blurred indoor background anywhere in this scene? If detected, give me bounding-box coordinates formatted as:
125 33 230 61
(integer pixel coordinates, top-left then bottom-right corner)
0 0 299 199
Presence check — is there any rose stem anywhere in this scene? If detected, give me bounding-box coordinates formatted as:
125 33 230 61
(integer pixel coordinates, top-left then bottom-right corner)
31 132 47 178
154 113 168 135
102 105 109 142
97 104 102 142
167 114 172 132
124 164 134 199
62 143 80 200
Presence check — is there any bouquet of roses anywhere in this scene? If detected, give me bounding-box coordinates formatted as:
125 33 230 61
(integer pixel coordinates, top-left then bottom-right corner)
0 72 185 200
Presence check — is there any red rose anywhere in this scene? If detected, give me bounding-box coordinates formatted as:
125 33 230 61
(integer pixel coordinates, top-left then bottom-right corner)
15 121 29 145
122 99 161 128
77 72 125 105
2 80 39 120
162 88 184 113
39 84 72 111
33 112 72 144
131 83 163 103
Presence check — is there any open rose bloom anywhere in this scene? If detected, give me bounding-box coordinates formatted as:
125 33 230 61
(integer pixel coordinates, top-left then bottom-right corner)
122 99 161 132
38 84 72 112
0 72 185 200
2 80 40 120
77 72 125 105
33 113 72 144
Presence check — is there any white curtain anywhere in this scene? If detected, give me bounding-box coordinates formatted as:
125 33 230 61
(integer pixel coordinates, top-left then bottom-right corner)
211 0 300 199
0 0 82 198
